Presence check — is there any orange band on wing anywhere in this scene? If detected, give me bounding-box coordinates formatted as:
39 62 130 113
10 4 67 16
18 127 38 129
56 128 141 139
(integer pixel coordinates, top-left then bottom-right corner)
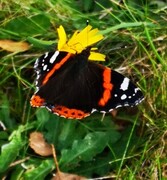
52 105 90 119
42 53 72 85
98 68 113 106
30 95 45 107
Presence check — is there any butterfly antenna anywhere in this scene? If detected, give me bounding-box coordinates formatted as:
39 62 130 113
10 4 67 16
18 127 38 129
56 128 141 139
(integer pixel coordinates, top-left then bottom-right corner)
86 19 89 25
86 19 89 47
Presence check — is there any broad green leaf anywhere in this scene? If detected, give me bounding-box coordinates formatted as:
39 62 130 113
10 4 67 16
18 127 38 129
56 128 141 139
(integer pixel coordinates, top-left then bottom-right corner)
106 130 121 144
58 120 87 149
23 159 54 180
44 114 63 144
36 108 50 125
0 132 24 173
3 14 51 38
59 131 109 168
75 153 113 177
84 114 117 131
35 109 63 145
10 166 24 180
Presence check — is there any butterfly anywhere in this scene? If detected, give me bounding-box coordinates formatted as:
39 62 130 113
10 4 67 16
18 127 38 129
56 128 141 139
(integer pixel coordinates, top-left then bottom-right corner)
30 25 144 119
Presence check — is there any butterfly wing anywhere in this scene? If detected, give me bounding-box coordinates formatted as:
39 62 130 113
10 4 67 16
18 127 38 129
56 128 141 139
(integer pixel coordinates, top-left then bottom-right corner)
31 50 144 119
31 51 105 118
97 69 144 112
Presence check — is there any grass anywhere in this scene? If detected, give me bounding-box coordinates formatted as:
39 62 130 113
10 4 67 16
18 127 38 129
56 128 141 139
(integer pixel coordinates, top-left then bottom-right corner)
0 0 167 179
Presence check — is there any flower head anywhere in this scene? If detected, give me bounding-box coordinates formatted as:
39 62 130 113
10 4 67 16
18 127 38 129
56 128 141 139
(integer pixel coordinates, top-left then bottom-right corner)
57 25 106 61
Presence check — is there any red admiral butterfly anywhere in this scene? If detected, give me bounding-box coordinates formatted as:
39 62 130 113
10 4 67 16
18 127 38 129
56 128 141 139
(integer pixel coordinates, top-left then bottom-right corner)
30 25 144 119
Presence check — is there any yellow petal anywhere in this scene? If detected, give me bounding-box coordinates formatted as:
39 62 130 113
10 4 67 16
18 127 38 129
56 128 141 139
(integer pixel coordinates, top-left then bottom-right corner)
60 44 77 54
67 30 79 44
88 52 106 61
68 25 103 50
86 29 104 47
57 25 67 50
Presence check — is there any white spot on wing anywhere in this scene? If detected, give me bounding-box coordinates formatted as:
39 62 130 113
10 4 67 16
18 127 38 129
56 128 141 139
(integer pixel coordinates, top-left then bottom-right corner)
36 74 40 79
44 52 49 58
120 77 130 91
135 88 140 93
91 108 97 113
34 58 39 68
50 51 59 64
43 64 47 71
121 94 127 100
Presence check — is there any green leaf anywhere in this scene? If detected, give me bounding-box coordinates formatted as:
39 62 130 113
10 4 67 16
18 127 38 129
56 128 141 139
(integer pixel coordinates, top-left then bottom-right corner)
23 159 54 180
101 22 155 35
59 131 109 168
75 153 113 177
0 132 24 173
58 120 87 149
107 130 121 144
0 95 16 129
10 166 24 180
27 37 56 50
36 108 50 125
2 14 51 38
